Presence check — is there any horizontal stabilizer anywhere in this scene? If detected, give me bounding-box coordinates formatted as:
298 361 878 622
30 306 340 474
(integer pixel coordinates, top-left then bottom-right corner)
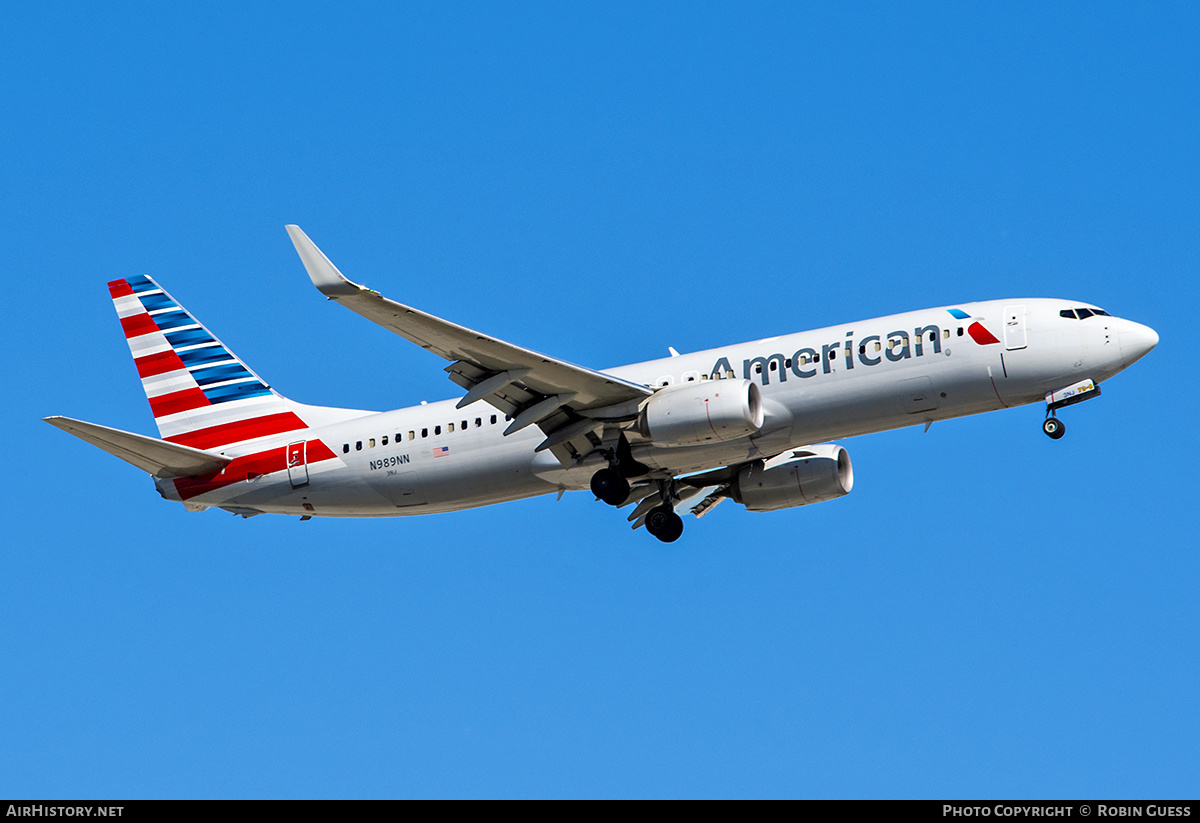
44 416 232 478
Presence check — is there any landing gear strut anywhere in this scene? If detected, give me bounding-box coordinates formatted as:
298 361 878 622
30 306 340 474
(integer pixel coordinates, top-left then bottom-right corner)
1042 378 1100 440
587 436 682 542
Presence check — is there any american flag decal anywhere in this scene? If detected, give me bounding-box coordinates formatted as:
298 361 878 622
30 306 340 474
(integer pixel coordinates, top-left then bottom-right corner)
433 446 450 458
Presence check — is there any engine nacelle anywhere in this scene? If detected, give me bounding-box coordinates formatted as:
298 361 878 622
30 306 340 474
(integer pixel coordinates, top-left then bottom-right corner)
731 444 854 512
639 380 764 448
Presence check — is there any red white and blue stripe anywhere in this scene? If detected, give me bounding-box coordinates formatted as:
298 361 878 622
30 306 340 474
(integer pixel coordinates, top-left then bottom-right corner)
110 274 276 423
108 275 329 497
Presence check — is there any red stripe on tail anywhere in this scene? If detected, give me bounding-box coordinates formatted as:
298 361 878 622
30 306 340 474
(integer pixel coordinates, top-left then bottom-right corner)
120 313 159 339
165 412 309 450
108 279 134 298
149 387 211 417
134 350 187 378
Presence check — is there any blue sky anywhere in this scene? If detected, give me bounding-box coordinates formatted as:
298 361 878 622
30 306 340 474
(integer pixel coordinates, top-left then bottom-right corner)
3 2 1197 798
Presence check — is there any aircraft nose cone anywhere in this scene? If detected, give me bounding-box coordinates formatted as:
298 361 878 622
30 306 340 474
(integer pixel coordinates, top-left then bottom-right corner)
1120 321 1159 366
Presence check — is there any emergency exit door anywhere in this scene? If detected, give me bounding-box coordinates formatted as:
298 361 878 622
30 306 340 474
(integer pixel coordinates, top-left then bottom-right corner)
286 441 309 488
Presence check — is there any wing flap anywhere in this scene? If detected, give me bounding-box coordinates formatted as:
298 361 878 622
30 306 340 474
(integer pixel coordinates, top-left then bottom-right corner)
445 361 535 417
45 416 232 478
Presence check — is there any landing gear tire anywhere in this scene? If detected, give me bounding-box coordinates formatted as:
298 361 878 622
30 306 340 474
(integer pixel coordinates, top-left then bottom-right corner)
1042 417 1066 440
590 467 630 506
645 505 684 543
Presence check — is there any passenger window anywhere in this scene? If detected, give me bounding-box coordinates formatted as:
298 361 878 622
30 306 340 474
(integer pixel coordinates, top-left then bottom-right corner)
755 364 762 373
726 369 735 379
408 431 415 440
355 441 362 451
462 420 467 430
343 444 349 454
957 327 964 337
929 332 937 341
700 374 708 381
421 428 428 438
505 415 511 422
768 361 776 371
490 415 497 424
874 342 881 352
369 438 375 448
448 423 455 433
475 418 481 427
943 329 950 339
435 425 441 435
382 436 388 446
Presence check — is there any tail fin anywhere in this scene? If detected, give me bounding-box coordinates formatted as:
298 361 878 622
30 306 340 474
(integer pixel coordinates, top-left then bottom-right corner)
108 275 310 451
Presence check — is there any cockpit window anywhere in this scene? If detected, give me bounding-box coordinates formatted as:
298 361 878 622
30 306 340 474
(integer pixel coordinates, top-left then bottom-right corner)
1061 307 1110 319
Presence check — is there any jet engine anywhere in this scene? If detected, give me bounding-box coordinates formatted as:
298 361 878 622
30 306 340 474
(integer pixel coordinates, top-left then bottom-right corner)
731 444 853 512
639 380 764 448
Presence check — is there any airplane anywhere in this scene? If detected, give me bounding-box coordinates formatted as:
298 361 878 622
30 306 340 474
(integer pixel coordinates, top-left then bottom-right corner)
45 226 1159 542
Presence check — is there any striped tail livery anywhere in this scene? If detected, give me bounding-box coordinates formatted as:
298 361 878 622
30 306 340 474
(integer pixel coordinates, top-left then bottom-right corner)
46 268 367 516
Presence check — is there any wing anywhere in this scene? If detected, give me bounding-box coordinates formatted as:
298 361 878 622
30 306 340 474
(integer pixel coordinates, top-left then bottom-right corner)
286 226 652 455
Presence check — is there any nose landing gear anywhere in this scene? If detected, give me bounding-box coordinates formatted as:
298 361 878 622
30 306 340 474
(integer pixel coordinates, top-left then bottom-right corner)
1042 416 1066 440
1041 378 1101 440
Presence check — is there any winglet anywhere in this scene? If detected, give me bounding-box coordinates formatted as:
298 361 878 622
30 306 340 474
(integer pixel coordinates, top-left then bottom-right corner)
285 225 364 297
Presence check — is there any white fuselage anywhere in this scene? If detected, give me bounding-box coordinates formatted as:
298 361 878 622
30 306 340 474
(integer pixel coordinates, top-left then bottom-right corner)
157 298 1155 517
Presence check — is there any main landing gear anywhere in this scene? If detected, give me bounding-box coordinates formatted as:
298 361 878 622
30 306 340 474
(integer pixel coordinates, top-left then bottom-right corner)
645 504 684 543
590 466 684 542
590 466 630 506
589 434 650 507
589 435 681 542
